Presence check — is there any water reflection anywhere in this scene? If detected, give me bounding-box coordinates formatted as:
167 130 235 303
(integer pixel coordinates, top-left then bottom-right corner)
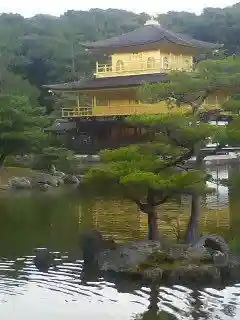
0 164 240 319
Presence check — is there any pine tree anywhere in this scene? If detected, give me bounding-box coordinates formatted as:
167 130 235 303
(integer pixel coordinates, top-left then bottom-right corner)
84 112 215 240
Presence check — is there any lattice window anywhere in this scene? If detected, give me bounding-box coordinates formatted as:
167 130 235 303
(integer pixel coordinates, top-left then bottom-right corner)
116 60 124 71
147 57 156 69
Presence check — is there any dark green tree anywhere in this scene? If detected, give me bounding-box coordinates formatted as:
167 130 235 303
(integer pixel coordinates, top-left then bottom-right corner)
0 94 48 166
84 112 214 241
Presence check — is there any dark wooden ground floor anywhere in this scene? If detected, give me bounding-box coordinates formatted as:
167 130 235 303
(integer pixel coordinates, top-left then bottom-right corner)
48 117 152 154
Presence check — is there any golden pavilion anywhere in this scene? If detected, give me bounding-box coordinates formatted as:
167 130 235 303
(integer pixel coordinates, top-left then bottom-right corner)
44 19 220 153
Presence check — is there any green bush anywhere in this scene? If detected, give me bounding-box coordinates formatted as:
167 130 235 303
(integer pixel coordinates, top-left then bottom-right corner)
32 147 77 173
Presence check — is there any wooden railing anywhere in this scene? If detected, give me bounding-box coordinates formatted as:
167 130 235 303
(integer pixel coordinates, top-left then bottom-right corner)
62 107 93 117
61 103 188 118
61 102 221 118
96 59 193 78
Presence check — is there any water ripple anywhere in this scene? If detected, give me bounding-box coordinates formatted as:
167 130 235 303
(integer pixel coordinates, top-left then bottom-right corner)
0 253 240 319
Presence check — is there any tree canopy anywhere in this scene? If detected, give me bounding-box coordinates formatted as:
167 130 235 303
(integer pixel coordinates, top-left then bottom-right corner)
84 112 215 240
0 94 49 165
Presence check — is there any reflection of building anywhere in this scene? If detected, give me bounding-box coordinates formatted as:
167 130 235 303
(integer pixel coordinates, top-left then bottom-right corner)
44 19 219 153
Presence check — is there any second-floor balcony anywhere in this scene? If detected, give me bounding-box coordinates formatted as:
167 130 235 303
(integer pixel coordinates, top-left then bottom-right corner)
95 57 193 78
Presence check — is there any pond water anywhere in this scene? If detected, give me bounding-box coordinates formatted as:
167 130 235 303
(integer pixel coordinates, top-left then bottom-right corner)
0 164 240 319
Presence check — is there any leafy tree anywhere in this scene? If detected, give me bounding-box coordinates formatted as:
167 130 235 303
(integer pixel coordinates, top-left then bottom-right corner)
33 146 77 172
84 112 214 241
0 94 48 166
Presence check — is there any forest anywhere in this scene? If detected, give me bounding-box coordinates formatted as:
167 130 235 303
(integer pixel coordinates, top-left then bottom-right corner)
1 2 240 110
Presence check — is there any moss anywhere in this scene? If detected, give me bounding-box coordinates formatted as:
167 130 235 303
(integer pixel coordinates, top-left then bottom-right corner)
136 251 167 271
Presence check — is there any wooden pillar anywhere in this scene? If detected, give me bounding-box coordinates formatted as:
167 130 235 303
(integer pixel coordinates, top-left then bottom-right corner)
93 96 96 107
76 93 80 108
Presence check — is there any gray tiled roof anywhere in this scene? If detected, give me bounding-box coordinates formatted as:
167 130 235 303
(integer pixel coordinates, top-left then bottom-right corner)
82 24 220 50
43 73 168 91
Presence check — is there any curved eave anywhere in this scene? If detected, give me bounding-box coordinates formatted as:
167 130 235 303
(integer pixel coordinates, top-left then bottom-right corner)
82 40 222 51
42 73 168 92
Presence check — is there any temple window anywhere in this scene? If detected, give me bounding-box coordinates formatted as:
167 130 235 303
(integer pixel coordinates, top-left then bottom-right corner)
147 57 156 69
163 57 169 69
116 60 124 72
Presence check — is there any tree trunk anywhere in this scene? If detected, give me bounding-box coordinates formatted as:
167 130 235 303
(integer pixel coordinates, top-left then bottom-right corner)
185 144 203 243
0 153 6 167
147 189 158 240
147 209 158 240
185 192 201 243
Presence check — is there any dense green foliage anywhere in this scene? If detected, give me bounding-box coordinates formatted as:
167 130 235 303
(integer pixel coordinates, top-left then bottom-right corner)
0 94 50 165
139 56 240 147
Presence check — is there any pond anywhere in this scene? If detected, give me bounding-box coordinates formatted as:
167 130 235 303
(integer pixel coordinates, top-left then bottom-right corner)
0 163 240 319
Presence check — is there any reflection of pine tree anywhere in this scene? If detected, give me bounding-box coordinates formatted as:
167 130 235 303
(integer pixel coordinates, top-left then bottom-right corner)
228 164 240 235
134 283 177 320
228 164 240 252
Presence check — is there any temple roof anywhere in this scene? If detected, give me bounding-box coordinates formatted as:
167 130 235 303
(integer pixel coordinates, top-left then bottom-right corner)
43 73 167 91
82 24 220 50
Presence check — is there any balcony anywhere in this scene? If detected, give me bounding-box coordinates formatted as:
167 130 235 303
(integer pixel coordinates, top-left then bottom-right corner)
61 103 187 118
61 101 221 118
62 107 92 117
95 58 193 78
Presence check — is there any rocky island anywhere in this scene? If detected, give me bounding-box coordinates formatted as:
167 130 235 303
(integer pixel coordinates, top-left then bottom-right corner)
80 230 240 286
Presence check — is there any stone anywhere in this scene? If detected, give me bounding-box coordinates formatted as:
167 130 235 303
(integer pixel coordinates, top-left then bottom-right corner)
98 240 163 273
76 175 84 183
192 234 229 253
34 248 53 272
39 183 50 192
31 173 61 187
63 174 79 184
9 177 32 189
52 170 66 179
213 251 229 267
143 267 163 280
186 246 213 263
80 229 104 265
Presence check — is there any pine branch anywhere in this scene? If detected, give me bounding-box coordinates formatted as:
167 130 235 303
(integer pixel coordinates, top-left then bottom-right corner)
155 148 194 172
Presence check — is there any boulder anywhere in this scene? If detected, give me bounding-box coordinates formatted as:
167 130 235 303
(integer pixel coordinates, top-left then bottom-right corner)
63 174 79 184
34 248 53 272
76 175 84 183
9 177 32 189
38 183 50 192
192 234 229 253
80 229 104 264
98 240 163 273
80 230 117 265
52 171 66 180
31 173 61 187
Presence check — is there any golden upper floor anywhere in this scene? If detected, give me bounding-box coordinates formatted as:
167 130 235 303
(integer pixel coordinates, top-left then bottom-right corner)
83 21 219 78
60 88 228 118
44 21 221 118
95 45 194 78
